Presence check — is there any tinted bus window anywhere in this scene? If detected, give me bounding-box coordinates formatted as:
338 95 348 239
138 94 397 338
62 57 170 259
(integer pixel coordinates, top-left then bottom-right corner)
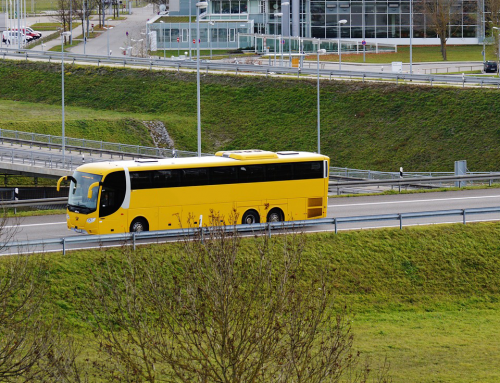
238 165 266 183
181 168 209 186
266 163 293 181
294 161 323 179
153 169 181 188
131 171 153 189
100 171 126 217
210 166 237 185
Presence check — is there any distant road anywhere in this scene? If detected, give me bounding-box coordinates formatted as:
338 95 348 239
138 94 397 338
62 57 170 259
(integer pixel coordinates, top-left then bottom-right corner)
2 188 499 254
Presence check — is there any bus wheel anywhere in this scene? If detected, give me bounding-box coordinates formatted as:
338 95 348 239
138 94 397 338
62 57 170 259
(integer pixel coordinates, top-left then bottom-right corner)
242 210 260 225
267 208 284 223
130 218 149 233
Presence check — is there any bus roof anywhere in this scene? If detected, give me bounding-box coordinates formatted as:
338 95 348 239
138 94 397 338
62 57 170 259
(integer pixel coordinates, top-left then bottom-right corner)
75 150 329 175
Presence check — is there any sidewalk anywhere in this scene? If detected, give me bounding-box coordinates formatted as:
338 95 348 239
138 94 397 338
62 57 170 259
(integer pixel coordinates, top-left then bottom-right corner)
24 4 155 56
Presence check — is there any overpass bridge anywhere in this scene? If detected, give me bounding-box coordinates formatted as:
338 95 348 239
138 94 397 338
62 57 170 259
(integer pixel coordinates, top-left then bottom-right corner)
0 128 199 179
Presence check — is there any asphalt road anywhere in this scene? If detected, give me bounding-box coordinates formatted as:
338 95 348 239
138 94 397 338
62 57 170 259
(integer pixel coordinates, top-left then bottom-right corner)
2 188 500 254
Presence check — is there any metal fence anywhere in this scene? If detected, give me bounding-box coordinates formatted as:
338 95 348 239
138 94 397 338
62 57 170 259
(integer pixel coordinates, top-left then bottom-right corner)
330 166 500 188
0 128 200 159
2 205 500 255
1 48 499 88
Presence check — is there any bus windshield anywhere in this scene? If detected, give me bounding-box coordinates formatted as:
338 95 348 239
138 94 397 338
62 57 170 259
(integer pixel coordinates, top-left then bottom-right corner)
67 171 102 214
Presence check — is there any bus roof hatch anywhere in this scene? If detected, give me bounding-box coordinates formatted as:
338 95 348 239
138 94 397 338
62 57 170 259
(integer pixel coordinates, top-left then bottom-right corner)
215 150 279 160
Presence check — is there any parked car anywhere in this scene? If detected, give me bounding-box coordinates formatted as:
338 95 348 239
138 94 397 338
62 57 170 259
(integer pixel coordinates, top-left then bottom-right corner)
11 27 42 39
2 30 33 45
484 61 498 73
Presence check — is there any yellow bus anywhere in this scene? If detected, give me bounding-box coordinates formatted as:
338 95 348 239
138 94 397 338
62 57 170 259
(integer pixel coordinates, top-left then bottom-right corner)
57 150 330 234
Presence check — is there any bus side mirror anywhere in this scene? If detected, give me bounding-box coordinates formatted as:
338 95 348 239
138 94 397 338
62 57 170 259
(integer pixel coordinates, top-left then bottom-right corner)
87 182 100 199
57 176 77 191
57 176 67 192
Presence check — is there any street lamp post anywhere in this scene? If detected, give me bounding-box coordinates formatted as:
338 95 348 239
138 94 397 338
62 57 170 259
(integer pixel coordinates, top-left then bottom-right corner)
410 0 413 74
208 21 214 59
160 21 166 59
493 27 500 72
317 47 326 154
338 19 347 70
104 26 113 56
61 31 71 167
274 13 283 66
196 1 208 157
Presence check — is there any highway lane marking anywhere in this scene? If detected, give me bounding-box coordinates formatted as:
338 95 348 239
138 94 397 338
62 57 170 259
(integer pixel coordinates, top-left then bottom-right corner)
5 221 67 229
328 194 500 208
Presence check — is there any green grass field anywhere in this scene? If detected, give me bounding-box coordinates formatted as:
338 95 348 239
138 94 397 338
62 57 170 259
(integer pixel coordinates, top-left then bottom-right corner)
2 61 500 172
17 222 500 382
308 44 497 63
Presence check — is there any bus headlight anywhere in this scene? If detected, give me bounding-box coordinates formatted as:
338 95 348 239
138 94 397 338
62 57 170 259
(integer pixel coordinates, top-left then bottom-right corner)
66 214 70 220
87 218 96 224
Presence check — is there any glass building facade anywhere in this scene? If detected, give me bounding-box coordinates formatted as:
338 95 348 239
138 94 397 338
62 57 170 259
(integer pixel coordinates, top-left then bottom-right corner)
157 0 481 51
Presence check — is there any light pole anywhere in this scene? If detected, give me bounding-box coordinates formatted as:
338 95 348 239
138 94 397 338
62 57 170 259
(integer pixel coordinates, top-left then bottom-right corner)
493 27 500 72
317 47 326 154
338 19 347 70
104 26 113 56
61 31 71 167
160 21 166 59
196 1 208 157
274 12 283 66
410 0 413 74
208 21 214 59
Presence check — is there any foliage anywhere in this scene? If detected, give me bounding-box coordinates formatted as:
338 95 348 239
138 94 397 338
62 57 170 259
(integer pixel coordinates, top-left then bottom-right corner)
86 223 390 382
0 222 500 380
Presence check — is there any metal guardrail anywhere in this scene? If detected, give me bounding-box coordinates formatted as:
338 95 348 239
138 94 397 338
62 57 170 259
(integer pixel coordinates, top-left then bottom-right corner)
330 166 498 181
329 173 500 194
0 197 67 208
1 48 499 88
2 205 500 254
0 128 200 159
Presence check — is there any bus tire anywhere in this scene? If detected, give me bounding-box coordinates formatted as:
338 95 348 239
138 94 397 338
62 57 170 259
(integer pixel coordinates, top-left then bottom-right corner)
130 217 149 233
242 209 260 225
267 208 284 223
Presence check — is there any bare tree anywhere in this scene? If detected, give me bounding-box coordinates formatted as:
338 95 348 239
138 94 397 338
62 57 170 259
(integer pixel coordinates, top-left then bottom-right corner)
52 0 72 47
74 0 98 43
422 0 463 60
0 254 70 382
86 217 391 383
485 0 500 57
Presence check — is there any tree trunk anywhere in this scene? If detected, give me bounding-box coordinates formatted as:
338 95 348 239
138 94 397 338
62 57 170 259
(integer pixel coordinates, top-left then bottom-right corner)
440 36 447 60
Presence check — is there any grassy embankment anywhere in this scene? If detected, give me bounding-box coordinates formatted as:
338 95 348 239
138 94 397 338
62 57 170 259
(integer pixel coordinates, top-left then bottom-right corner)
2 60 500 172
310 44 498 64
22 222 500 382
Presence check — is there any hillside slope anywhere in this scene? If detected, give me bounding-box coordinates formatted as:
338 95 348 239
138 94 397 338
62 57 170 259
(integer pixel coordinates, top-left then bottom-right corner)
1 60 499 171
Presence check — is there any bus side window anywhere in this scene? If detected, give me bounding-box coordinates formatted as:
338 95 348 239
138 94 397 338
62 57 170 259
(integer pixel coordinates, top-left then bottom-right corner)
294 161 323 180
99 171 126 217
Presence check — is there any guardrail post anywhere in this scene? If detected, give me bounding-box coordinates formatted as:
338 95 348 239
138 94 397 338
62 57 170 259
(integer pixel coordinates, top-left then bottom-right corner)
268 223 271 237
133 232 136 251
62 238 66 255
399 214 403 230
463 209 466 224
334 218 337 234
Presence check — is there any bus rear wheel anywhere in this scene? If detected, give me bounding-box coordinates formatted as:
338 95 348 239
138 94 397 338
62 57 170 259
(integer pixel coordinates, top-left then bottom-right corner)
130 218 149 233
242 210 260 225
267 208 284 223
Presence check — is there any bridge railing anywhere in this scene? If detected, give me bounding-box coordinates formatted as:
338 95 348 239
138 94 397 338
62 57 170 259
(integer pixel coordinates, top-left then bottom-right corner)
0 128 200 158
